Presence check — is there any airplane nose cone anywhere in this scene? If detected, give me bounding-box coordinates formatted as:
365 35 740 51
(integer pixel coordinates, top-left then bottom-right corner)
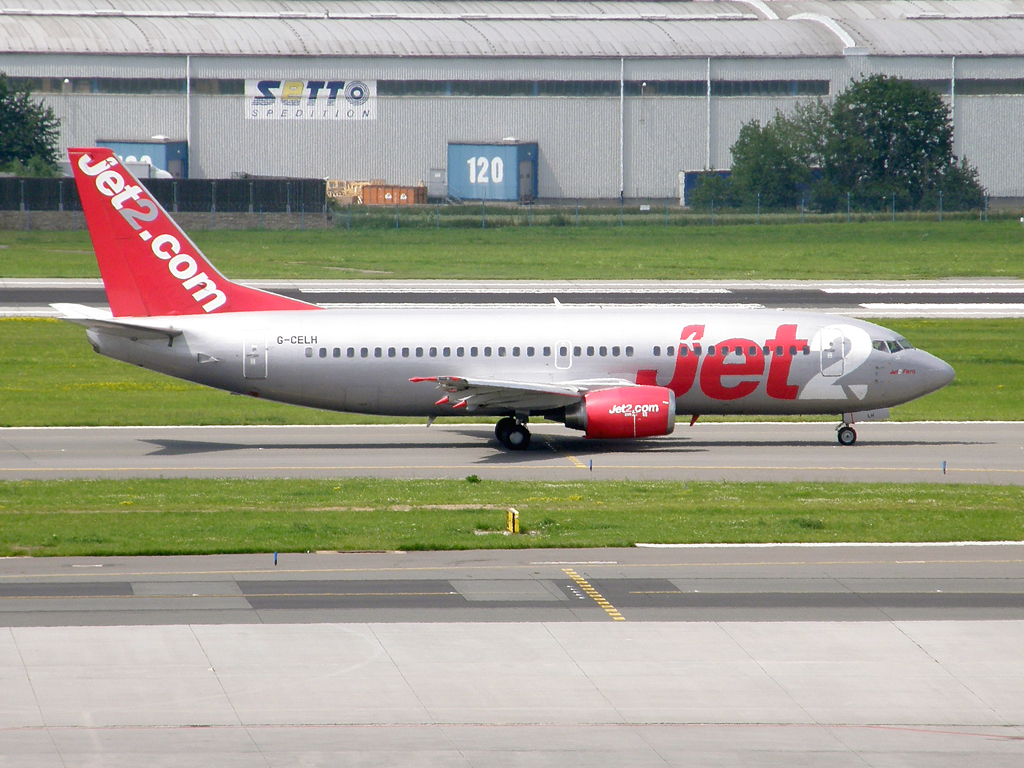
924 356 955 392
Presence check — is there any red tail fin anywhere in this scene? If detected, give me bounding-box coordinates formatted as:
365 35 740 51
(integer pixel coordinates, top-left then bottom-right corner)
69 148 318 317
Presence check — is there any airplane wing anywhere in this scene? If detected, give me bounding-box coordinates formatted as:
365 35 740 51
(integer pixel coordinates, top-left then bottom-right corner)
410 375 635 412
50 303 183 342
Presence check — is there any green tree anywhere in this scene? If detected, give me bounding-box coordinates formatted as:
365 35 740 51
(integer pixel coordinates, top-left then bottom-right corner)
686 170 738 211
728 100 834 211
726 76 985 213
729 118 807 209
0 73 61 175
824 74 981 210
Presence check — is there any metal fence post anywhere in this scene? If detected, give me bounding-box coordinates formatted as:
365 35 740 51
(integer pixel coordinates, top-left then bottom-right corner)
710 197 714 226
249 181 254 214
59 179 64 213
801 195 805 224
891 192 895 222
939 189 943 222
19 180 25 212
575 199 579 227
436 202 440 228
210 180 216 229
757 192 760 225
847 191 851 223
286 182 292 214
481 199 485 229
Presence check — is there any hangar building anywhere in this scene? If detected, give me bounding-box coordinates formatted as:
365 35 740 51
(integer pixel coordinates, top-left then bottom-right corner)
2 0 1023 201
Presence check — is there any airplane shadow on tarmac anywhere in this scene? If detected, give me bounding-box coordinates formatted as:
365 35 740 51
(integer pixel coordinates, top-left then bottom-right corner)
140 433 990 460
140 439 487 455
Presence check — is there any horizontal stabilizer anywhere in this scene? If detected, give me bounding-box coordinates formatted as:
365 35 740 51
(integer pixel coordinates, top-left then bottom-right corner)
50 303 183 341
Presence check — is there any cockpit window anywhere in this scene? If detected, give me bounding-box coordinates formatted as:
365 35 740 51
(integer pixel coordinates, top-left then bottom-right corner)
874 338 913 353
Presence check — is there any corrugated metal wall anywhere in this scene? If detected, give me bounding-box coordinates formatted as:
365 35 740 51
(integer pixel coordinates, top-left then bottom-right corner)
52 96 186 152
958 96 1024 198
20 53 1024 197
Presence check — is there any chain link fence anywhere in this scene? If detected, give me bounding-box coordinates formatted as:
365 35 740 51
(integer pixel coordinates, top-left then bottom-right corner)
0 177 1009 230
0 177 328 230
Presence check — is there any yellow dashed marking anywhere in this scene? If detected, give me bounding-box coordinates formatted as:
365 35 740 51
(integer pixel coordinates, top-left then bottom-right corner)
542 438 587 469
563 568 625 621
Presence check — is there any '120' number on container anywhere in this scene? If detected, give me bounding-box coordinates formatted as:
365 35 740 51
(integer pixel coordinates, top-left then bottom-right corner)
467 156 504 185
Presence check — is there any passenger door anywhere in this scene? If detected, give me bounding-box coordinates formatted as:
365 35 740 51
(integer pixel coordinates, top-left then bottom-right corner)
820 327 846 378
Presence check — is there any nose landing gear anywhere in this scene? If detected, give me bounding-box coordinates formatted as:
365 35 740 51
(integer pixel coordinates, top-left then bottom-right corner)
495 416 531 450
837 424 857 446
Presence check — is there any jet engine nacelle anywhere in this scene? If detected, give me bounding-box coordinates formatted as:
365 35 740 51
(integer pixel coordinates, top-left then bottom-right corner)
564 386 677 439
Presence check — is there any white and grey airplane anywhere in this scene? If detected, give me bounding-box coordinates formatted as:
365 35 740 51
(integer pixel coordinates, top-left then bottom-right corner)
55 147 955 450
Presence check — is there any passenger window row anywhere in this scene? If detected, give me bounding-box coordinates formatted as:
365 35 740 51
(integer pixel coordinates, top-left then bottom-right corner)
305 345 552 359
303 343 814 360
654 344 812 357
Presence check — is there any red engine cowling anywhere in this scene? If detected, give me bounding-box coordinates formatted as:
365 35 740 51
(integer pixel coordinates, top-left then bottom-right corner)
564 386 676 439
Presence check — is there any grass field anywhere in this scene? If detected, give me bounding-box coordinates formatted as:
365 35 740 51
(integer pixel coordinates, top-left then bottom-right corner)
1 478 1022 557
0 317 1021 426
3 219 1024 280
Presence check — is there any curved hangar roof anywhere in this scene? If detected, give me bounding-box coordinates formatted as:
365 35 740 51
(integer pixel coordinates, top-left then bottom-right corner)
2 0 1024 58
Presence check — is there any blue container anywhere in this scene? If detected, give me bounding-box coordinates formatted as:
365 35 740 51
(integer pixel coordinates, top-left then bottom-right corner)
97 139 189 178
447 142 537 201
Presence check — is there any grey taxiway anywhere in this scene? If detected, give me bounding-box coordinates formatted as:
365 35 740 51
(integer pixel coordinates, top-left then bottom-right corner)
2 421 1022 483
1 546 1023 767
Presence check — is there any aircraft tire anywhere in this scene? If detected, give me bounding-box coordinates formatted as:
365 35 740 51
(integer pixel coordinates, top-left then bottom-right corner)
502 424 531 451
837 426 857 446
495 417 516 444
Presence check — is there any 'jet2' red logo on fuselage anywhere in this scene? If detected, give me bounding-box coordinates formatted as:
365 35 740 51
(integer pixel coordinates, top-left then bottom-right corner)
637 324 808 401
77 153 227 312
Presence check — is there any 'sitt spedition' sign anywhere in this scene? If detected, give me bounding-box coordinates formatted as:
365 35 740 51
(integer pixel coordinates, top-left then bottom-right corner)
245 79 376 120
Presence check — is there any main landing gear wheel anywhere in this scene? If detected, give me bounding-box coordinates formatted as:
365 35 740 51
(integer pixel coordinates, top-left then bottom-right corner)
503 424 531 451
495 417 516 444
495 418 531 450
837 426 857 446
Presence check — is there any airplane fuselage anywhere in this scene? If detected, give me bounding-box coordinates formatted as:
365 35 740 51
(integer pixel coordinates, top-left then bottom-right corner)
86 304 953 419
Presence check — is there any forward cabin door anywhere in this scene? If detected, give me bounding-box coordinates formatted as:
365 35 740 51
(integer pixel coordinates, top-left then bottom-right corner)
243 334 267 379
820 327 846 378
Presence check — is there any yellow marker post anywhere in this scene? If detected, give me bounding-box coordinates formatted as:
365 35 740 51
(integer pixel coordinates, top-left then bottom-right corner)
506 507 520 534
